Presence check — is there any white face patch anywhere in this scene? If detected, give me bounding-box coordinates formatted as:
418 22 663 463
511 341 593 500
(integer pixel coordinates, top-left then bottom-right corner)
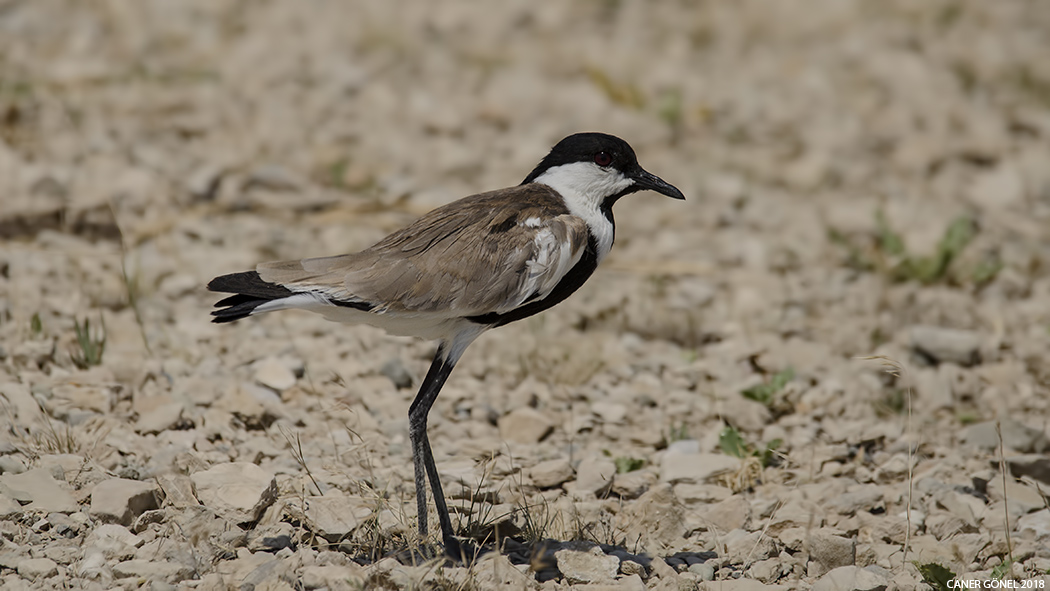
522 217 542 228
532 161 633 263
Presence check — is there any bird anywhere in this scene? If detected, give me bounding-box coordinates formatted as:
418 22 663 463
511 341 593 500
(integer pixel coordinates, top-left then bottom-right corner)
207 132 684 558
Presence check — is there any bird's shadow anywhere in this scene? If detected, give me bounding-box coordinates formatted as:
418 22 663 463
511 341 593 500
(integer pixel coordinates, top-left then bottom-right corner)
384 536 718 583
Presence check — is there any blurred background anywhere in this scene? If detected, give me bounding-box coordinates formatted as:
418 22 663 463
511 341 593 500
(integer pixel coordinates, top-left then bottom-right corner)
1 0 1050 586
3 0 1048 368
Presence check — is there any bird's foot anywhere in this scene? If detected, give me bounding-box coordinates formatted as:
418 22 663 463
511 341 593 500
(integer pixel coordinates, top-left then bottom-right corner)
391 537 485 566
391 542 443 566
443 536 483 564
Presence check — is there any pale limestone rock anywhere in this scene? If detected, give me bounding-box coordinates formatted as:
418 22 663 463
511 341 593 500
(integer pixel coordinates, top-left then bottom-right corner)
0 468 77 513
155 474 198 508
807 529 856 577
725 529 776 563
498 407 553 444
660 452 739 485
190 463 277 523
698 575 789 590
528 458 573 488
135 402 185 434
299 493 374 542
469 552 536 589
611 469 655 499
812 565 888 591
572 457 616 497
112 559 194 583
1017 509 1050 541
619 483 685 550
85 524 143 560
961 419 1048 453
300 564 366 590
591 401 627 423
675 483 734 505
910 325 982 367
89 478 160 525
252 356 297 391
694 494 751 532
554 545 619 585
17 557 58 580
0 493 20 517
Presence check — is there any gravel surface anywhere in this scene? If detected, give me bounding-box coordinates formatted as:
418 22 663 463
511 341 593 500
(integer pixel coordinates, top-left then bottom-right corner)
2 1 1050 589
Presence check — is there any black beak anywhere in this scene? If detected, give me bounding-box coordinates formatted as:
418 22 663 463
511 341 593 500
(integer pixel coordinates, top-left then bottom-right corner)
632 168 686 200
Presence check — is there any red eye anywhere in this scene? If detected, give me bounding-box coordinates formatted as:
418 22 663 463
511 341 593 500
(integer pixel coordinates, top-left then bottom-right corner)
594 152 613 167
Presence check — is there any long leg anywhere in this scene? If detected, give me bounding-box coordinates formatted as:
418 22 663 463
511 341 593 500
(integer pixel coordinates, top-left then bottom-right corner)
408 345 457 544
407 328 483 557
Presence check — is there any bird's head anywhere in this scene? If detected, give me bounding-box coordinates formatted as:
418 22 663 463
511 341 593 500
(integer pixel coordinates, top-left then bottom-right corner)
523 132 685 208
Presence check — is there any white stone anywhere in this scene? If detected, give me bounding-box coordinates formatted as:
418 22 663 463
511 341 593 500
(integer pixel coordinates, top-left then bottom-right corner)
591 401 626 423
17 557 58 580
190 463 277 523
910 325 982 367
807 529 856 577
112 559 193 582
812 565 888 591
85 524 143 560
135 402 184 434
660 452 739 484
301 564 366 590
252 356 297 391
90 478 160 525
699 574 789 590
1018 509 1050 541
572 457 615 497
554 545 619 584
498 407 553 444
0 468 77 513
0 493 20 517
300 494 374 542
528 458 574 488
694 494 751 532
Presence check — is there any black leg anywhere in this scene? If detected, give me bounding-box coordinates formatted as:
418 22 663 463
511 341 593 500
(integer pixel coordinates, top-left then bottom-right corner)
420 429 457 548
408 345 457 546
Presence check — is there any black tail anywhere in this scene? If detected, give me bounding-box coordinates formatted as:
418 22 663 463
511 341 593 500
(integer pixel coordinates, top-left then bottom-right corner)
208 271 294 323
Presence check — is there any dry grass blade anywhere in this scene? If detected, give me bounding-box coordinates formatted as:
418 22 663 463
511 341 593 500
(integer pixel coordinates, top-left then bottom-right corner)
995 421 1015 579
13 398 83 458
280 426 324 496
456 455 508 551
109 201 152 355
859 355 914 565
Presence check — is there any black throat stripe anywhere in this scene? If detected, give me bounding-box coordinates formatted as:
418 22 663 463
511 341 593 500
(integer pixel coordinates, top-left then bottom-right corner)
467 233 601 328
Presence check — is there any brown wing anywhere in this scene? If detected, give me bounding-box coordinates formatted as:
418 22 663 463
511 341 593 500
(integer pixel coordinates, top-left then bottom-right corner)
256 184 590 317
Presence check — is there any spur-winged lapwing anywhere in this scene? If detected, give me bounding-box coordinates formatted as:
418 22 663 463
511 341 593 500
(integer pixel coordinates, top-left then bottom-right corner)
208 132 684 557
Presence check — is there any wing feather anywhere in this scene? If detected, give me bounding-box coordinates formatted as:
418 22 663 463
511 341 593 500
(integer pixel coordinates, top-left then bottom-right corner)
255 185 590 318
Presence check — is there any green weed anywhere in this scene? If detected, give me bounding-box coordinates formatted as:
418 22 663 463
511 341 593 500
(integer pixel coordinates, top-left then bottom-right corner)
990 560 1012 580
915 562 955 591
666 422 690 444
719 425 781 468
741 367 794 406
71 316 106 369
613 456 645 474
830 211 999 286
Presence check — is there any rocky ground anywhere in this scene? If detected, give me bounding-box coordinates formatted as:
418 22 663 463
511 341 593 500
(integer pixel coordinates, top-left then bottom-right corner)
2 1 1050 589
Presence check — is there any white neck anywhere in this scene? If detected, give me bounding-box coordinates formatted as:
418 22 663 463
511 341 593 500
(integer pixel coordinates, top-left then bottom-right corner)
532 162 635 263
